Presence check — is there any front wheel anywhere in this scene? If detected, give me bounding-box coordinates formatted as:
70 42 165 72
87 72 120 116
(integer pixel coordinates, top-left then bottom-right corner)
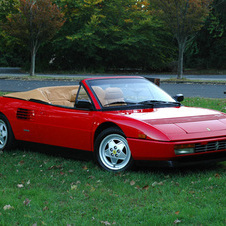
95 128 133 172
0 115 15 151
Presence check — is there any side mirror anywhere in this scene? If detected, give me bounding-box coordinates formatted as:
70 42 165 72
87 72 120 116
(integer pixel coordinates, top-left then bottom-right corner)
75 100 93 110
173 94 184 102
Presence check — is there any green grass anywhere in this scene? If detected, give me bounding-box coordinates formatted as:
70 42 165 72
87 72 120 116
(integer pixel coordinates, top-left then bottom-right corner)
0 151 225 225
0 95 225 225
183 97 226 113
0 75 84 81
164 78 226 84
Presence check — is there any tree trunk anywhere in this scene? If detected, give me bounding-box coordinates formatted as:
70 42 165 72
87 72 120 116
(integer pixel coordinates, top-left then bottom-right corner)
177 40 186 79
30 47 36 76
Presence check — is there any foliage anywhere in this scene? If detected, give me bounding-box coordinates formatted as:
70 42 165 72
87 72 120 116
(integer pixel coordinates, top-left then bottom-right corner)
1 0 65 75
185 0 226 69
47 0 176 72
0 0 26 67
0 0 225 73
151 0 213 78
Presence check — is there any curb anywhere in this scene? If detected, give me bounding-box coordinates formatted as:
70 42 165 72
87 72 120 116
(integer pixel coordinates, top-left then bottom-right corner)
0 75 225 85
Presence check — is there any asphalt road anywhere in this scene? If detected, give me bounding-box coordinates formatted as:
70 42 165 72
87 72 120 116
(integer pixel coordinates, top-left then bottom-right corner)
0 79 225 98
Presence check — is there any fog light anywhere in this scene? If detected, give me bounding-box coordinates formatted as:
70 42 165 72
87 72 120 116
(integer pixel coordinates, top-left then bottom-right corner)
174 144 195 155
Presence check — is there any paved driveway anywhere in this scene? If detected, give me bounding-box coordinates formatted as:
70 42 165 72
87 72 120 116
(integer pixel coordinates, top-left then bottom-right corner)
0 79 225 98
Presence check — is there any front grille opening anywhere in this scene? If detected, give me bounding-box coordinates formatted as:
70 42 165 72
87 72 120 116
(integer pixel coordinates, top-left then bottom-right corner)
195 140 226 153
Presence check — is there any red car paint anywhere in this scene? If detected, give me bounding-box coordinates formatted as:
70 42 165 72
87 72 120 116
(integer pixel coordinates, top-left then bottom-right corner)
0 76 225 169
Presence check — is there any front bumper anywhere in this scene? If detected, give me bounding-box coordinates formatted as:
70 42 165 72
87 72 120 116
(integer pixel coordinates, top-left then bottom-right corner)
136 151 226 168
127 137 226 163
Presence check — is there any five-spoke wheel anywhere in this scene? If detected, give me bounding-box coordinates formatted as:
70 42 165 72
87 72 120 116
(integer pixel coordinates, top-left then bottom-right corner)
95 128 133 172
0 115 15 151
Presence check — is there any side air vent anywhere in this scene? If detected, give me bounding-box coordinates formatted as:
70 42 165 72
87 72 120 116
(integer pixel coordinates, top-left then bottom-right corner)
16 108 35 120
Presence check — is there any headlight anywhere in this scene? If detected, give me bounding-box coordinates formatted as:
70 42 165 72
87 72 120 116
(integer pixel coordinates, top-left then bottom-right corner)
174 144 195 155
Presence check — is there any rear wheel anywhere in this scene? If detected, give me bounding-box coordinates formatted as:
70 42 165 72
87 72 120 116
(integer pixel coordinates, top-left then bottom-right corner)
0 115 15 151
95 128 133 172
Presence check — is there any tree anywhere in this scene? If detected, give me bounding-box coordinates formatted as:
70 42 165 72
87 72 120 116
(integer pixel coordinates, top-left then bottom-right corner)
0 0 22 67
1 0 65 76
152 0 213 78
185 0 226 69
51 0 174 72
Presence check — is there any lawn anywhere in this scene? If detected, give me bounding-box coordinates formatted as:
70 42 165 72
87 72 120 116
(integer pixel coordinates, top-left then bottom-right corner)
0 94 225 225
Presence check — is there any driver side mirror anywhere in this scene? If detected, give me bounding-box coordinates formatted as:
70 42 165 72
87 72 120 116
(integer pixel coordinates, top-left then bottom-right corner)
173 94 184 102
75 100 93 110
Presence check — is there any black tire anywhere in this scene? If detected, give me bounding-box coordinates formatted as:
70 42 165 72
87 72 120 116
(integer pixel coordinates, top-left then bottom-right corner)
94 127 134 172
0 114 15 151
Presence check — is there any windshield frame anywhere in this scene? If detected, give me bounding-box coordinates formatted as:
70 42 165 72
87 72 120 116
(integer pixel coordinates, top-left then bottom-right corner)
85 77 179 111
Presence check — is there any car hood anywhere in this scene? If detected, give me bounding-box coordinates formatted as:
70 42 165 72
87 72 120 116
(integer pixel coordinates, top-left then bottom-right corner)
119 106 226 141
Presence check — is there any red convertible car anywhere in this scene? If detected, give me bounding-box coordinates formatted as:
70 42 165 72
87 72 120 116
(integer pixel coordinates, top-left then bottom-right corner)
0 76 225 171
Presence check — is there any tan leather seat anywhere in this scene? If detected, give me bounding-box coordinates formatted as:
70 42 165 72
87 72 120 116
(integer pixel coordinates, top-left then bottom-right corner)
104 87 125 106
92 86 106 106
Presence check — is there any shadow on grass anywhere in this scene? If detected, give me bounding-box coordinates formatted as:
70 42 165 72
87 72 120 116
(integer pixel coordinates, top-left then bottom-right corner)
14 140 225 176
16 140 93 161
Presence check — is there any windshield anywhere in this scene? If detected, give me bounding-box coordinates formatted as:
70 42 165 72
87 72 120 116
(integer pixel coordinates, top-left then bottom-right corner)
88 78 176 108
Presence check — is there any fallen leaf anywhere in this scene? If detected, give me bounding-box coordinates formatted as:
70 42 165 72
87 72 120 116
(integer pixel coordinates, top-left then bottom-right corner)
82 165 88 170
60 171 64 175
17 184 24 188
3 205 14 210
76 180 81 184
158 182 164 186
43 206 48 211
175 211 180 215
152 181 158 187
130 180 135 186
23 198 31 206
71 185 77 190
68 169 74 173
48 165 63 170
142 185 149 190
174 219 181 224
101 221 111 225
215 173 221 178
27 180 31 185
90 186 95 192
19 160 25 165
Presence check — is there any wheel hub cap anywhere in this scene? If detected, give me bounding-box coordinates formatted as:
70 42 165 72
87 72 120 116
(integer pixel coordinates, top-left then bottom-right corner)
99 134 131 171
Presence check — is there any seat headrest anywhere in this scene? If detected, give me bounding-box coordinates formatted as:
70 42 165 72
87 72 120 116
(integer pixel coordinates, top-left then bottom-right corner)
70 89 77 102
105 87 123 100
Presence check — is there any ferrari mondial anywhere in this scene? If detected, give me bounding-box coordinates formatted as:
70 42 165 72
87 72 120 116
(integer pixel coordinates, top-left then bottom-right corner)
0 76 225 171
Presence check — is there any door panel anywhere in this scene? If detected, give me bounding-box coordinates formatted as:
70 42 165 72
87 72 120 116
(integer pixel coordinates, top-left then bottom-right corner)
38 106 94 151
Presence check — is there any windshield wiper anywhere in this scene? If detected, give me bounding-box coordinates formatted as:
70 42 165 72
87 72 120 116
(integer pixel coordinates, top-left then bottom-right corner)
138 100 181 106
104 101 136 107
